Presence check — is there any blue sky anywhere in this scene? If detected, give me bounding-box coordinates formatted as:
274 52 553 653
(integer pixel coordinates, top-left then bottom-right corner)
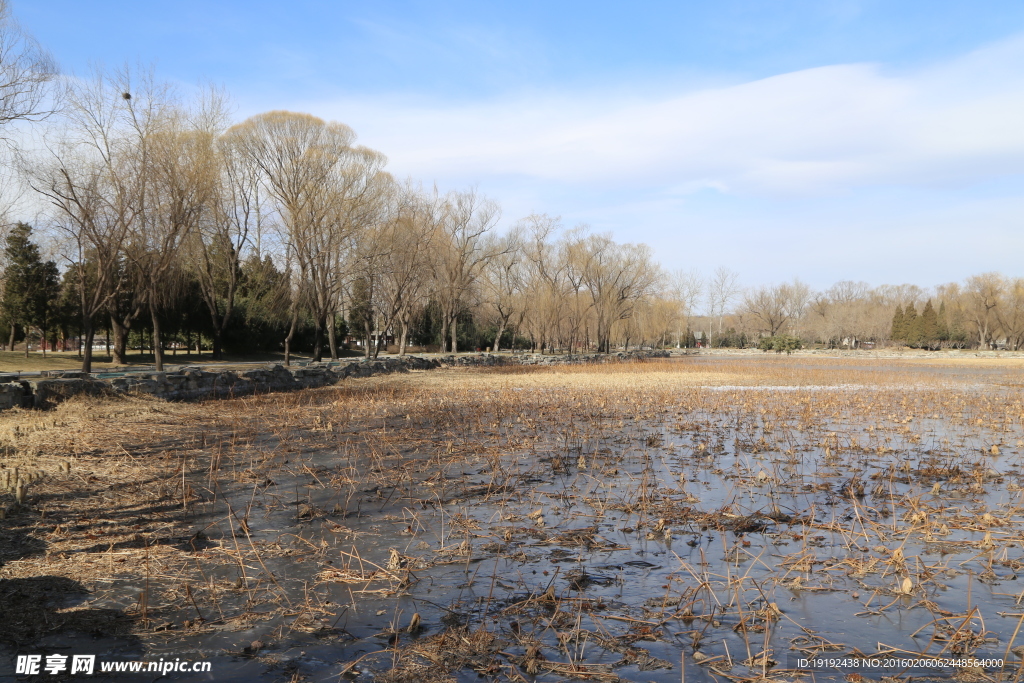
13 1 1024 289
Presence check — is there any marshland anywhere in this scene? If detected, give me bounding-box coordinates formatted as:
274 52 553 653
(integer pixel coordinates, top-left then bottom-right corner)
2 353 1024 682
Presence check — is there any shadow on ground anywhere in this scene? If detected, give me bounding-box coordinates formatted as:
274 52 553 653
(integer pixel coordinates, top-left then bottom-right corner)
1 517 142 681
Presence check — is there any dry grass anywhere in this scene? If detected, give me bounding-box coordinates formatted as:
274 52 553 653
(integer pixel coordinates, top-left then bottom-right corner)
0 350 120 373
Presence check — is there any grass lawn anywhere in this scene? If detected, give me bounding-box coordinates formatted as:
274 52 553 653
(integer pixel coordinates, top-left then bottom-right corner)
0 350 326 373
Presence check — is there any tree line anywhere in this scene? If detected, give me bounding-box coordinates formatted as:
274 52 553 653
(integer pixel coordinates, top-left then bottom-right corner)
697 273 1024 351
0 6 1021 370
1 63 672 370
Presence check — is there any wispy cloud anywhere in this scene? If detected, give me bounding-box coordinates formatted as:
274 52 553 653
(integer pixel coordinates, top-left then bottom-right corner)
304 33 1024 197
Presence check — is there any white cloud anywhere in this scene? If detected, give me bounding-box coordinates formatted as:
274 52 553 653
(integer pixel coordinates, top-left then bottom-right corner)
298 33 1024 197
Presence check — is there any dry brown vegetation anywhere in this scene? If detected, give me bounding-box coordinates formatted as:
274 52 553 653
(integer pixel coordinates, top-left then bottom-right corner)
1 355 1024 682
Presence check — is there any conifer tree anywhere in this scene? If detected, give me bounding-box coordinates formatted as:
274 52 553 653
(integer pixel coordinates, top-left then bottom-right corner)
1 223 60 357
903 303 920 347
919 300 939 349
890 305 905 342
937 301 950 344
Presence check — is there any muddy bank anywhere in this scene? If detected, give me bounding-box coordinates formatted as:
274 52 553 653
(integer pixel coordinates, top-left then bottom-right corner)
0 350 669 412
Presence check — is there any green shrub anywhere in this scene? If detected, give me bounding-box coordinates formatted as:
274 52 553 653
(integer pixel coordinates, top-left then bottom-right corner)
759 335 802 354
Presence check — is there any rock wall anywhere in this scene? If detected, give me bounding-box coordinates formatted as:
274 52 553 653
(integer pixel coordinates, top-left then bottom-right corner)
0 350 669 411
435 350 669 366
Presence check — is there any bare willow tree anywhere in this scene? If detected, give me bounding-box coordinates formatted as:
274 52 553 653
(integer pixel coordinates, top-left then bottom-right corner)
705 266 740 340
669 269 702 346
963 273 1002 349
431 189 503 353
324 148 390 360
363 187 434 356
520 214 567 352
996 278 1024 350
347 186 396 359
130 98 219 371
560 226 598 353
569 232 661 354
742 279 810 337
393 196 435 355
806 280 871 347
227 111 388 363
188 105 258 360
480 224 524 352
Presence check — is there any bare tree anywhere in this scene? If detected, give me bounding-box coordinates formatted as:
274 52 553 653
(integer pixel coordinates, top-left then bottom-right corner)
807 280 870 347
963 272 1003 349
0 1 57 220
669 268 702 346
431 189 502 353
188 100 259 360
373 189 435 356
997 278 1024 350
323 147 390 360
743 279 810 337
705 266 740 340
480 224 524 353
520 214 567 353
0 0 57 132
348 181 411 359
28 68 156 372
227 111 389 363
130 98 219 371
569 232 661 353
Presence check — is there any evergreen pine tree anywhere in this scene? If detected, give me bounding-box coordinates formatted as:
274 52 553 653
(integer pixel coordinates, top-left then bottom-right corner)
937 301 950 344
904 303 921 348
919 300 939 349
890 305 905 342
1 223 61 357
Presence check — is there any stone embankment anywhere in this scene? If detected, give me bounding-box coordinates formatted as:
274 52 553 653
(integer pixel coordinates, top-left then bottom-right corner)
0 350 668 411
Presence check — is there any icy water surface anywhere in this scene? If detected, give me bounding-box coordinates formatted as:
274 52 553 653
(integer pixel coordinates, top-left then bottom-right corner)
5 358 1024 682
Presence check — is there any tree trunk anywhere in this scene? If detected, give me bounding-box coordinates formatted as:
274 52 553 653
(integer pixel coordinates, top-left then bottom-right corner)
493 319 507 354
283 308 299 366
81 321 95 374
110 318 128 365
398 315 409 356
151 309 164 372
212 329 223 361
451 316 458 354
327 312 338 360
312 318 324 362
